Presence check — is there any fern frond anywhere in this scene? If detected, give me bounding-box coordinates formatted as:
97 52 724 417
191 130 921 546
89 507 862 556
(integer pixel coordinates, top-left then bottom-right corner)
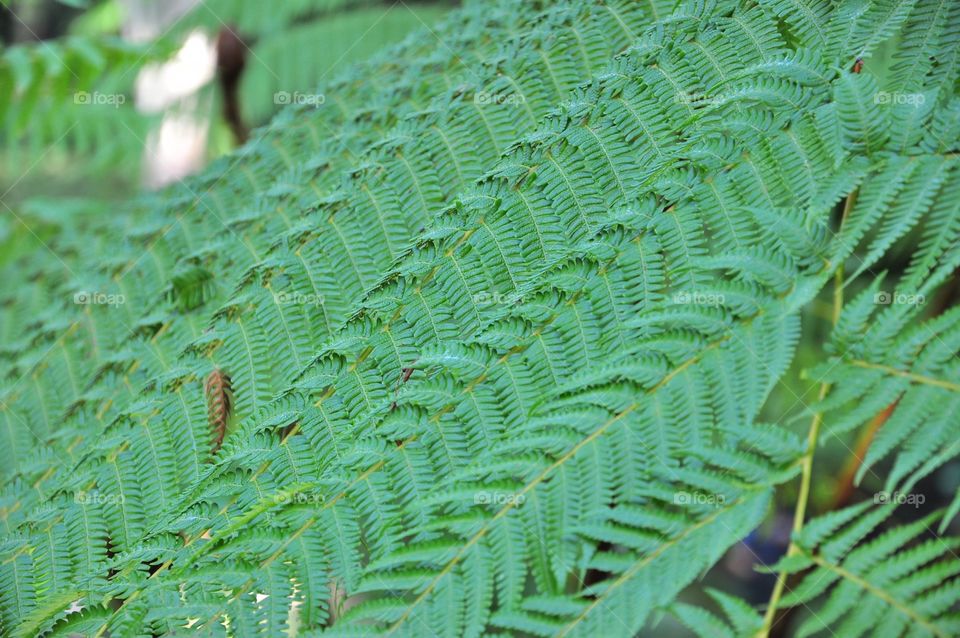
772 507 960 637
3 0 960 635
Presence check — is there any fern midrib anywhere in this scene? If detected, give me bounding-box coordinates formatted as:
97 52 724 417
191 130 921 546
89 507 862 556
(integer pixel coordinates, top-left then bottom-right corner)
807 551 949 638
848 359 960 393
385 338 727 634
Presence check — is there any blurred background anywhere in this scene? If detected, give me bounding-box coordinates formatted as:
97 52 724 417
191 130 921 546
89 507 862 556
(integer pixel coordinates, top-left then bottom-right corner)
0 0 456 208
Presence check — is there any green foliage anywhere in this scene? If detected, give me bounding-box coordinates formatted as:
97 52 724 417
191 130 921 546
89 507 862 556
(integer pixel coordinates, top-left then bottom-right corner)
237 3 452 124
2 0 960 636
0 34 157 173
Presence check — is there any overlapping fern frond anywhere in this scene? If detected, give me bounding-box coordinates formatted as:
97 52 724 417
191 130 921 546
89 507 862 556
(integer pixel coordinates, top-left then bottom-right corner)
2 0 960 636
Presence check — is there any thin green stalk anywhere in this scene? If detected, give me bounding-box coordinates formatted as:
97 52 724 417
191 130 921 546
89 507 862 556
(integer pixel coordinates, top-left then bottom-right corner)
757 190 856 637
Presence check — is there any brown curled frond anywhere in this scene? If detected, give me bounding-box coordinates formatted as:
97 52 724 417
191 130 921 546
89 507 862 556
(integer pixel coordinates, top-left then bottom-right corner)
389 362 418 412
204 368 232 455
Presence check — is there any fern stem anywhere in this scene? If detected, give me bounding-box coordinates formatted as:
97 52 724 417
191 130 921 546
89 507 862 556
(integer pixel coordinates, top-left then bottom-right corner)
848 359 960 392
807 553 949 638
385 343 723 634
758 189 857 637
758 385 828 637
557 495 755 637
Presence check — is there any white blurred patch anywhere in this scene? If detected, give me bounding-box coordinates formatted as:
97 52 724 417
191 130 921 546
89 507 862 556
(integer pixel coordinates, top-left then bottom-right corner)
136 31 217 113
124 0 216 188
142 105 212 190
